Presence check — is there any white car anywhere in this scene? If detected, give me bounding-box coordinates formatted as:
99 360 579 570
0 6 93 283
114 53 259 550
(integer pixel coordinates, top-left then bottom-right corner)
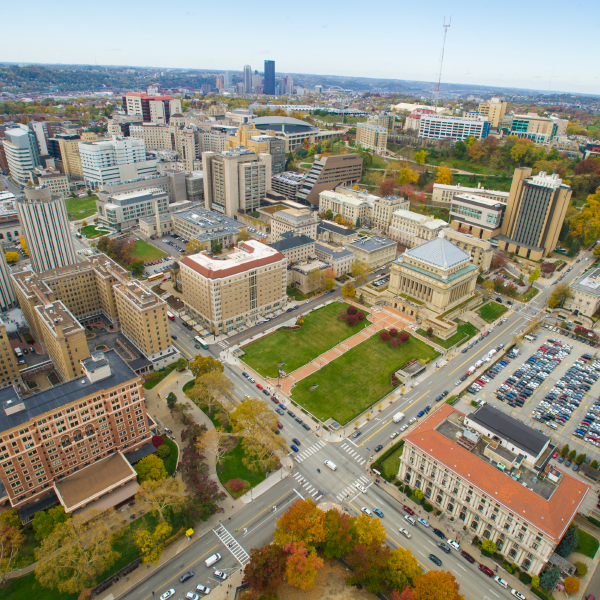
398 527 411 538
390 431 399 439
399 424 408 432
494 576 508 589
417 517 430 527
196 584 211 595
213 570 227 580
160 591 176 600
447 539 460 551
361 507 372 516
186 593 200 600
248 377 255 383
408 417 417 425
510 590 525 600
356 483 367 494
455 380 461 386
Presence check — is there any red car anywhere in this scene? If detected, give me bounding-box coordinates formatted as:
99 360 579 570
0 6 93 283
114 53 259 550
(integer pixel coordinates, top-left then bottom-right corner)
479 564 494 577
256 384 263 390
403 505 415 515
277 422 283 429
271 396 279 404
552 451 559 459
461 551 475 564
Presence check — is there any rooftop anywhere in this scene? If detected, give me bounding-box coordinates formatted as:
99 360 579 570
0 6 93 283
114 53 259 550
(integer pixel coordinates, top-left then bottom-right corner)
451 193 507 208
270 233 315 252
434 182 509 198
273 208 317 223
0 350 138 434
320 189 372 207
115 280 164 310
349 236 396 252
35 301 84 337
569 267 600 297
404 236 470 269
173 207 239 231
317 221 356 236
406 405 589 543
272 171 307 185
393 208 448 228
314 242 354 259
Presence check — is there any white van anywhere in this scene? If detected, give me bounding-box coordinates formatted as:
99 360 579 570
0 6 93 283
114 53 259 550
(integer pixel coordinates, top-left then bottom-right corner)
324 460 337 471
404 514 416 526
392 412 405 423
205 553 221 567
474 360 484 368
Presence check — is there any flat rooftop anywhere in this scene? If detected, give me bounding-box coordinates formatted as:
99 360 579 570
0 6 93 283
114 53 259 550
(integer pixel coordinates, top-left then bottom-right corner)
570 267 600 297
35 301 84 337
452 193 507 208
349 236 396 252
115 280 163 310
320 189 372 207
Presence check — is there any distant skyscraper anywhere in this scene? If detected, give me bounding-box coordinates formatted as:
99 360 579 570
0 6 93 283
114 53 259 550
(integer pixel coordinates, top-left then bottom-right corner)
17 186 77 272
264 60 275 95
243 65 252 94
224 71 231 88
216 76 224 91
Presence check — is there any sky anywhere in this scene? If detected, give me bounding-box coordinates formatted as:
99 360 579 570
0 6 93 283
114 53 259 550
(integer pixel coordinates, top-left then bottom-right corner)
3 0 600 96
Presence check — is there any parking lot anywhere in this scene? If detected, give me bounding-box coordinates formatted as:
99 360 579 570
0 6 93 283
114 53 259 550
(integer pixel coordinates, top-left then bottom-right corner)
466 328 600 468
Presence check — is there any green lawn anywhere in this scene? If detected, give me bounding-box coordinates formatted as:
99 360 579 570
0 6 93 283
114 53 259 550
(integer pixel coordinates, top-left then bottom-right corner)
143 362 178 389
291 333 439 425
217 438 266 493
80 224 111 238
379 444 404 481
64 195 98 221
316 115 367 125
452 174 513 192
370 155 387 169
417 321 478 349
13 526 37 569
577 529 599 558
286 286 314 301
241 302 370 378
161 435 179 475
478 302 508 323
518 286 539 303
130 240 167 262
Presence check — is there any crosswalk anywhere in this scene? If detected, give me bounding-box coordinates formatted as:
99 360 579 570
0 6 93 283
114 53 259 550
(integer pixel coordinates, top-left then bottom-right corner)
340 442 367 465
292 472 323 501
294 439 327 463
212 524 249 565
335 475 371 501
218 340 229 349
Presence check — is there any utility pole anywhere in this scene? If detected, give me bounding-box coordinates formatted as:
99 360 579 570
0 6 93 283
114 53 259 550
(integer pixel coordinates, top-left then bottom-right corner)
433 17 452 110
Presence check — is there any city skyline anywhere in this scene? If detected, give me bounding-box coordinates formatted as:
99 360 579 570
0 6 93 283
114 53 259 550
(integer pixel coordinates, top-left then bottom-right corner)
2 0 599 95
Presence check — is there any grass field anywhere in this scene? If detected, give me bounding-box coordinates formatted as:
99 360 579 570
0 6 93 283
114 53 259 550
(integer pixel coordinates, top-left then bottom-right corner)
80 224 111 238
316 115 367 125
577 529 599 558
161 435 178 475
417 322 478 349
290 333 439 425
64 195 98 221
452 174 513 192
478 302 508 323
518 286 539 303
130 240 167 262
286 286 314 301
217 438 266 493
241 302 370 378
379 444 404 481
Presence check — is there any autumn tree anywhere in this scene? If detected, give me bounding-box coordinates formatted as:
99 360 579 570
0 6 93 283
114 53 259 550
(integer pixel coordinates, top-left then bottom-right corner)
186 239 208 255
528 267 540 285
244 544 286 595
188 370 234 414
202 429 230 464
236 229 252 242
32 506 70 541
341 281 355 298
284 542 323 590
384 547 422 592
412 570 464 600
436 167 453 185
0 523 25 584
135 477 187 522
0 509 20 530
307 268 327 292
19 237 28 255
564 576 580 594
274 499 326 547
547 283 572 308
35 508 120 595
347 543 392 593
351 260 370 286
491 251 508 270
231 397 278 438
189 355 224 378
322 509 355 559
353 513 387 548
397 166 419 186
380 178 396 197
415 150 427 165
134 453 167 483
4 252 19 263
135 521 172 564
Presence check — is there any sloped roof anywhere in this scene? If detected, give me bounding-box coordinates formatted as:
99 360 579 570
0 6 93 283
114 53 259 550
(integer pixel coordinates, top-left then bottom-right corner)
405 236 470 269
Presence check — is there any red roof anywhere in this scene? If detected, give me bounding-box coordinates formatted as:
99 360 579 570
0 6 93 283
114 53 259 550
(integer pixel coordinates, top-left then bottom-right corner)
405 405 589 542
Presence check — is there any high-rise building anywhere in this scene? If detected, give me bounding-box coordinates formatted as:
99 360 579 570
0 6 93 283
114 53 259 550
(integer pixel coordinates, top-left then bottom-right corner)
0 252 17 312
509 113 566 144
478 98 507 128
497 168 571 260
418 115 490 141
224 71 231 89
202 149 272 217
356 123 388 154
0 317 20 388
315 85 323 94
264 60 275 95
180 240 287 334
243 65 252 94
251 72 262 92
16 186 77 273
216 76 224 91
3 128 36 185
284 76 294 95
122 93 182 124
79 137 158 187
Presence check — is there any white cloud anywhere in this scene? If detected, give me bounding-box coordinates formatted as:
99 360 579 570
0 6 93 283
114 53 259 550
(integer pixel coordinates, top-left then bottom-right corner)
254 48 271 55
102 45 123 52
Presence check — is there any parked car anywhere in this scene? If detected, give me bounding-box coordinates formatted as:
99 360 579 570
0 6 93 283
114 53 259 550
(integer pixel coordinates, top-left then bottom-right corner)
180 572 194 583
428 554 442 566
479 564 494 577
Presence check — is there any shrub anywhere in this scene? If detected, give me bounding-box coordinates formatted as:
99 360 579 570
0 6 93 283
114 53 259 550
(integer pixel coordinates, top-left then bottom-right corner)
413 489 424 500
347 305 358 316
505 565 513 573
347 314 359 326
152 435 165 448
380 330 391 342
338 311 348 321
564 576 580 594
482 540 497 554
519 572 532 585
358 311 366 321
228 478 247 491
531 575 540 589
157 444 171 459
591 460 599 469
423 503 433 513
398 331 409 343
574 561 588 577
404 484 412 495
389 337 400 349
389 328 398 337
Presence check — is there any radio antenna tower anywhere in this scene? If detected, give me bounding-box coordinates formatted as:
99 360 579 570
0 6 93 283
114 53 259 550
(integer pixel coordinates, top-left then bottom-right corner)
433 17 451 110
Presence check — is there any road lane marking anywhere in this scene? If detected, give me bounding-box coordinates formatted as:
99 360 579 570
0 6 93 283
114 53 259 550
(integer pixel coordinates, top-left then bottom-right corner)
488 589 499 598
293 488 304 499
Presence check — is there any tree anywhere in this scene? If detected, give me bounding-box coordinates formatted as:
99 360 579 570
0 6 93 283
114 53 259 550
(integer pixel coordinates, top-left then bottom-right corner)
32 506 70 541
324 209 334 220
0 523 25 584
415 150 428 165
532 575 540 589
284 542 323 590
397 166 419 186
380 178 396 197
236 229 252 242
322 509 355 559
307 268 326 293
528 267 540 285
398 331 410 343
81 220 88 227
436 167 453 185
151 435 164 448
564 576 580 594
574 561 588 577
481 539 497 553
189 355 223 378
347 314 359 326
0 509 21 530
244 544 286 595
175 357 188 371
453 140 467 159
130 258 145 275
353 513 387 548
539 565 561 591
185 239 207 255
211 240 223 254
384 547 422 592
156 444 171 459
491 252 508 270
135 454 167 483
569 449 577 460
576 453 587 464
412 570 463 600
202 429 230 465
230 396 278 438
556 526 579 558
560 444 570 457
19 237 28 255
189 370 234 414
135 477 187 522
274 499 326 547
351 260 370 286
166 392 177 408
347 543 391 593
35 508 120 595
135 521 172 564
547 283 572 308
341 281 355 297
242 430 287 473
4 252 19 263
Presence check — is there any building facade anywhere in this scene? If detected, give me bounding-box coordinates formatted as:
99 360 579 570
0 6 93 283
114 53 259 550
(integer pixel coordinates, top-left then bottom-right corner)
356 123 388 154
314 242 354 276
418 115 490 140
28 167 69 196
0 252 18 312
17 187 78 273
478 98 507 128
264 60 275 95
270 208 319 241
269 232 316 265
564 268 600 318
318 190 371 226
440 228 493 272
388 209 448 248
3 128 36 185
122 93 181 124
96 188 169 231
180 241 287 334
0 318 20 388
432 182 509 205
449 194 506 240
271 172 307 199
348 236 397 269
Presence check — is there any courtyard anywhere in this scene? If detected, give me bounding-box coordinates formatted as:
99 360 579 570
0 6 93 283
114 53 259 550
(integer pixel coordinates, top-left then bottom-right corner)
241 301 370 378
290 333 440 425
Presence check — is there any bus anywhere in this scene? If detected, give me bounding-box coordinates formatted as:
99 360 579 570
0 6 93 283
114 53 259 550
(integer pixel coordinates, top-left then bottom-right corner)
167 311 175 321
194 336 209 349
147 273 163 282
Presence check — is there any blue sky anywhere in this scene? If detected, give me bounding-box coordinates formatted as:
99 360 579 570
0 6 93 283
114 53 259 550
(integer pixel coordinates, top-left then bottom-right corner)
4 0 600 95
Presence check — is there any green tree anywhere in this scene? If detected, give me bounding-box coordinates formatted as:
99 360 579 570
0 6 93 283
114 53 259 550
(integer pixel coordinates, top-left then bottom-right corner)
547 284 572 308
189 355 224 378
175 357 188 371
532 575 540 588
539 565 561 591
574 561 588 577
134 454 167 483
555 526 579 558
86 188 92 197
453 140 467 158
135 521 172 564
576 453 587 464
569 449 577 460
236 229 252 242
560 444 570 457
166 392 177 408
32 506 70 541
322 510 355 559
0 509 21 530
482 539 497 553
415 150 428 165
324 209 334 220
528 267 540 285
285 152 294 170
130 259 145 275
211 240 222 254
591 460 599 469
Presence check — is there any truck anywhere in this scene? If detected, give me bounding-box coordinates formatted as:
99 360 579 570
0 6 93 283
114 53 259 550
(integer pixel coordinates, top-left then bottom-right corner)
392 412 405 423
474 360 484 368
487 349 497 359
467 366 476 375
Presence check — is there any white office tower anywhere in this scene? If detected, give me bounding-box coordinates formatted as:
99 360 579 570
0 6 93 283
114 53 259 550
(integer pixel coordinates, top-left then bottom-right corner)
243 65 252 94
17 186 77 272
3 128 36 185
79 136 157 186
